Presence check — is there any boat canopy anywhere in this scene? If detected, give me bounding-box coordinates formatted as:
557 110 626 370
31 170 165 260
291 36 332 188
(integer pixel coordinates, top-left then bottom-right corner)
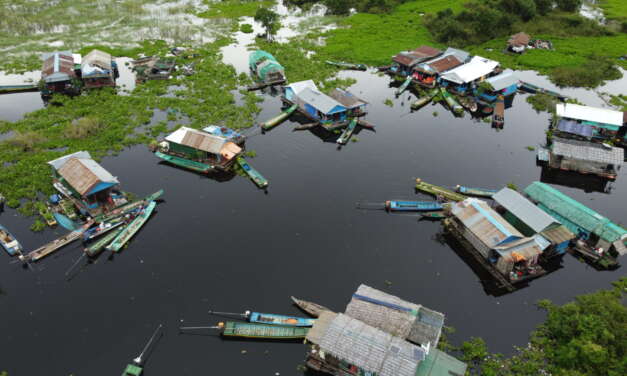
556 103 623 126
557 119 594 137
493 188 559 233
485 69 518 91
249 50 284 81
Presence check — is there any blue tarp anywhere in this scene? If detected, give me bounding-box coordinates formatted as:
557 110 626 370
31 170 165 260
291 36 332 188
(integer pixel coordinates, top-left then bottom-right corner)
557 119 593 137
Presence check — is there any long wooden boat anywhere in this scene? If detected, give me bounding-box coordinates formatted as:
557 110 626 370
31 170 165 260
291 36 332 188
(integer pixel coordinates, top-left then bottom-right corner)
210 310 316 327
154 151 213 173
221 321 309 339
411 89 437 110
0 224 23 256
84 219 127 241
0 84 38 94
106 201 156 253
440 88 464 115
260 104 297 130
492 95 505 128
325 61 367 71
85 225 126 257
455 185 497 198
519 81 568 101
420 212 447 220
396 76 413 96
385 200 443 212
21 220 93 262
336 118 357 145
96 190 164 223
290 296 330 318
415 178 467 202
236 157 269 188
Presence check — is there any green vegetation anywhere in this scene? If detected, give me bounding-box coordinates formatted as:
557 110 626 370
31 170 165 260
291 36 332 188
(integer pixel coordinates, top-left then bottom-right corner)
254 7 281 41
526 93 557 113
609 94 627 111
287 0 414 15
526 145 536 151
599 0 627 22
240 23 254 33
199 0 276 19
30 219 46 232
507 182 519 191
456 278 627 376
384 98 394 107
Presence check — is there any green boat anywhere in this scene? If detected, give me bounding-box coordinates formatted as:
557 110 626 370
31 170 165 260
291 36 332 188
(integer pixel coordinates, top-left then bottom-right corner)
325 61 367 71
95 190 164 223
440 88 464 115
396 76 413 96
420 212 447 220
221 321 309 339
415 178 467 202
236 157 269 188
411 89 437 110
154 151 213 173
260 104 297 130
85 225 126 257
106 201 157 253
336 118 357 145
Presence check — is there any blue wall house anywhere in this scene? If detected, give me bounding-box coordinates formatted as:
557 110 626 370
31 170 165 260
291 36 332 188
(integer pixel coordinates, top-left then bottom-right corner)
474 69 519 104
293 87 348 124
328 88 368 117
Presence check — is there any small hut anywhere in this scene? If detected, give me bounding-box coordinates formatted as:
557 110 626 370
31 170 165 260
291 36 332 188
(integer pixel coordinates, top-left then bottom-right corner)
81 49 117 89
40 51 81 97
554 103 626 146
390 46 442 77
249 50 285 84
413 47 470 87
285 82 348 125
540 137 623 180
507 32 530 53
475 69 519 104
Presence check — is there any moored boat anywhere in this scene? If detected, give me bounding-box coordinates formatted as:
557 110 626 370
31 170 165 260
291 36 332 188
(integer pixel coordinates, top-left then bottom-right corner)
236 157 269 188
415 178 467 202
0 84 39 94
0 224 23 256
121 324 163 376
336 118 357 145
220 321 309 339
260 104 297 130
325 61 367 71
290 296 331 318
106 201 157 253
440 87 464 115
411 89 437 110
395 76 413 96
95 190 163 223
385 200 443 212
454 185 497 198
420 212 447 220
458 95 478 112
85 225 126 257
154 151 213 173
209 310 316 327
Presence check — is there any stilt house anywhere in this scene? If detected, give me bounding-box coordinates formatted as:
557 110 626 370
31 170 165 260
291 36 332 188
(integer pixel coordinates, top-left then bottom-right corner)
284 80 348 124
161 127 242 170
439 56 499 95
412 47 470 88
40 51 81 96
390 46 442 77
474 69 519 104
553 103 626 146
328 88 368 117
81 49 117 89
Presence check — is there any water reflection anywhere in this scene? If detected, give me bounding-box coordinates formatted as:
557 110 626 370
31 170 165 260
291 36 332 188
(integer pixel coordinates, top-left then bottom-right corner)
539 166 614 194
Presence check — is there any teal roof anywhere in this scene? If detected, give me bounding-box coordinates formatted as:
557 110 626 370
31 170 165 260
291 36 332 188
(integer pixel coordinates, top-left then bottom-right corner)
415 348 467 376
249 50 277 66
524 182 626 243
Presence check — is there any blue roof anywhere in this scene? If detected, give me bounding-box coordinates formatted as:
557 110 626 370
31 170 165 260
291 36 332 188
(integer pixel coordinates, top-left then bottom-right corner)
557 119 593 137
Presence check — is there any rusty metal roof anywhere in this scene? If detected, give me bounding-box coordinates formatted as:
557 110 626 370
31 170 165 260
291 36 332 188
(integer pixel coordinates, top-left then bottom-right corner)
411 46 442 60
57 157 118 196
166 127 227 154
41 51 76 83
328 88 367 109
393 52 418 66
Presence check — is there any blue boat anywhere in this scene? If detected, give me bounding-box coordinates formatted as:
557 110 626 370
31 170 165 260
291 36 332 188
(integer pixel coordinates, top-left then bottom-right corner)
0 224 23 256
202 125 245 144
385 200 443 212
209 310 316 327
454 185 497 198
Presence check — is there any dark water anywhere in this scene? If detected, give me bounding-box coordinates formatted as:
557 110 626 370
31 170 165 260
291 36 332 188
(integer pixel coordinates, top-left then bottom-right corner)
0 69 626 376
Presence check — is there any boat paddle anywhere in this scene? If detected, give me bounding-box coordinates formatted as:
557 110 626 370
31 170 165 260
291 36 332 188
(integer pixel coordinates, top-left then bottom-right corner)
208 310 250 318
134 324 163 366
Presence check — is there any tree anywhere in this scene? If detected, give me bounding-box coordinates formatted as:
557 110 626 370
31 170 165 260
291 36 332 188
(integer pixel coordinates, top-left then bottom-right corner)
533 0 554 15
555 0 582 12
254 7 281 42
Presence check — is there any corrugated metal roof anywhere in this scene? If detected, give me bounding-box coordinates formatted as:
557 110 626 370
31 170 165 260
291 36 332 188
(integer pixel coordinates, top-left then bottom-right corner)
415 348 467 376
57 157 118 196
393 52 419 66
296 87 346 115
493 187 559 233
411 46 442 60
393 46 442 67
485 69 518 91
551 137 623 164
81 49 112 71
556 103 623 126
451 199 523 247
285 80 317 96
540 225 575 244
440 56 499 84
166 127 226 154
524 182 627 243
557 119 593 137
48 151 91 170
328 88 367 108
307 312 424 376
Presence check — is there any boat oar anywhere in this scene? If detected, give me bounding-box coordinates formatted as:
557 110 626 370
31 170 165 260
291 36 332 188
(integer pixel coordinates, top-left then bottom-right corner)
179 325 222 331
65 253 86 277
208 310 248 318
134 324 163 366
355 202 386 210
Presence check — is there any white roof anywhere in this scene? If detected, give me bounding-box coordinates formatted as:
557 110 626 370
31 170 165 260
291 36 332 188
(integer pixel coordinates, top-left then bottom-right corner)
285 80 317 95
440 56 499 84
555 103 623 126
47 151 92 170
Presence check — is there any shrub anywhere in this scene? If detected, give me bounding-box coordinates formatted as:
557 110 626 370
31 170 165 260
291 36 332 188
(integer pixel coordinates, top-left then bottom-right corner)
64 117 103 139
7 131 46 151
240 23 253 33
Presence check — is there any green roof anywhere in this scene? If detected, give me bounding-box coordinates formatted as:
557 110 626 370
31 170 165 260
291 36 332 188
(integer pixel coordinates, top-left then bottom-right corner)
249 50 277 66
415 348 467 376
524 182 626 243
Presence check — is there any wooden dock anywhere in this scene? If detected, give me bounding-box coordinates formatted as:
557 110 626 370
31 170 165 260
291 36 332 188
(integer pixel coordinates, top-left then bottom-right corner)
21 220 93 262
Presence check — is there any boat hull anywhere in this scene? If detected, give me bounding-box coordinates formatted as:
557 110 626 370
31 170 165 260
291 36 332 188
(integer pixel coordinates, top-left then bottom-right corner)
455 186 497 198
236 158 269 188
0 224 22 256
291 296 330 318
385 200 443 212
106 201 156 253
154 151 213 173
222 321 309 339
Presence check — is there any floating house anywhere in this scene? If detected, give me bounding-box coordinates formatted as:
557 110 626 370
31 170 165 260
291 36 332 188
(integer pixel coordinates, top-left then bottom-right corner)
493 187 574 256
80 49 118 89
305 284 465 376
412 47 470 88
447 198 549 284
538 137 623 180
439 56 499 95
524 182 627 259
48 151 126 216
155 127 243 173
553 103 626 146
132 56 176 82
40 51 81 97
328 88 368 117
474 69 519 104
507 32 530 53
284 80 348 125
249 50 285 85
390 46 442 77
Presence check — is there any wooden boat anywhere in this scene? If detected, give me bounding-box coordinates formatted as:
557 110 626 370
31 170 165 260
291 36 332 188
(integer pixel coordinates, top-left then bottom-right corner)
154 151 213 173
385 200 443 212
122 324 163 376
395 76 412 96
0 84 38 94
440 88 464 115
20 220 93 262
336 118 357 145
458 95 478 112
236 157 269 188
106 201 156 253
221 321 309 339
411 89 437 110
209 310 316 327
84 219 127 241
415 178 467 202
519 81 568 101
420 212 447 220
455 185 497 198
260 104 297 130
85 225 126 257
492 96 505 128
290 296 330 318
0 224 23 256
325 61 367 71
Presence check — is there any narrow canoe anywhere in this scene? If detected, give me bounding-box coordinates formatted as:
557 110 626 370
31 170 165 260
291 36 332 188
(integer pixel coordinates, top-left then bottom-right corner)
106 201 157 253
95 190 164 223
84 219 127 241
0 224 23 256
260 104 297 130
395 76 413 96
85 225 126 257
385 200 443 212
0 84 38 94
291 296 330 318
440 88 464 114
236 157 269 188
458 95 478 112
519 81 568 100
154 151 213 173
492 96 505 127
420 212 447 220
221 321 309 339
415 178 467 202
325 61 367 71
249 312 316 327
455 185 497 198
336 118 357 145
411 90 437 110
